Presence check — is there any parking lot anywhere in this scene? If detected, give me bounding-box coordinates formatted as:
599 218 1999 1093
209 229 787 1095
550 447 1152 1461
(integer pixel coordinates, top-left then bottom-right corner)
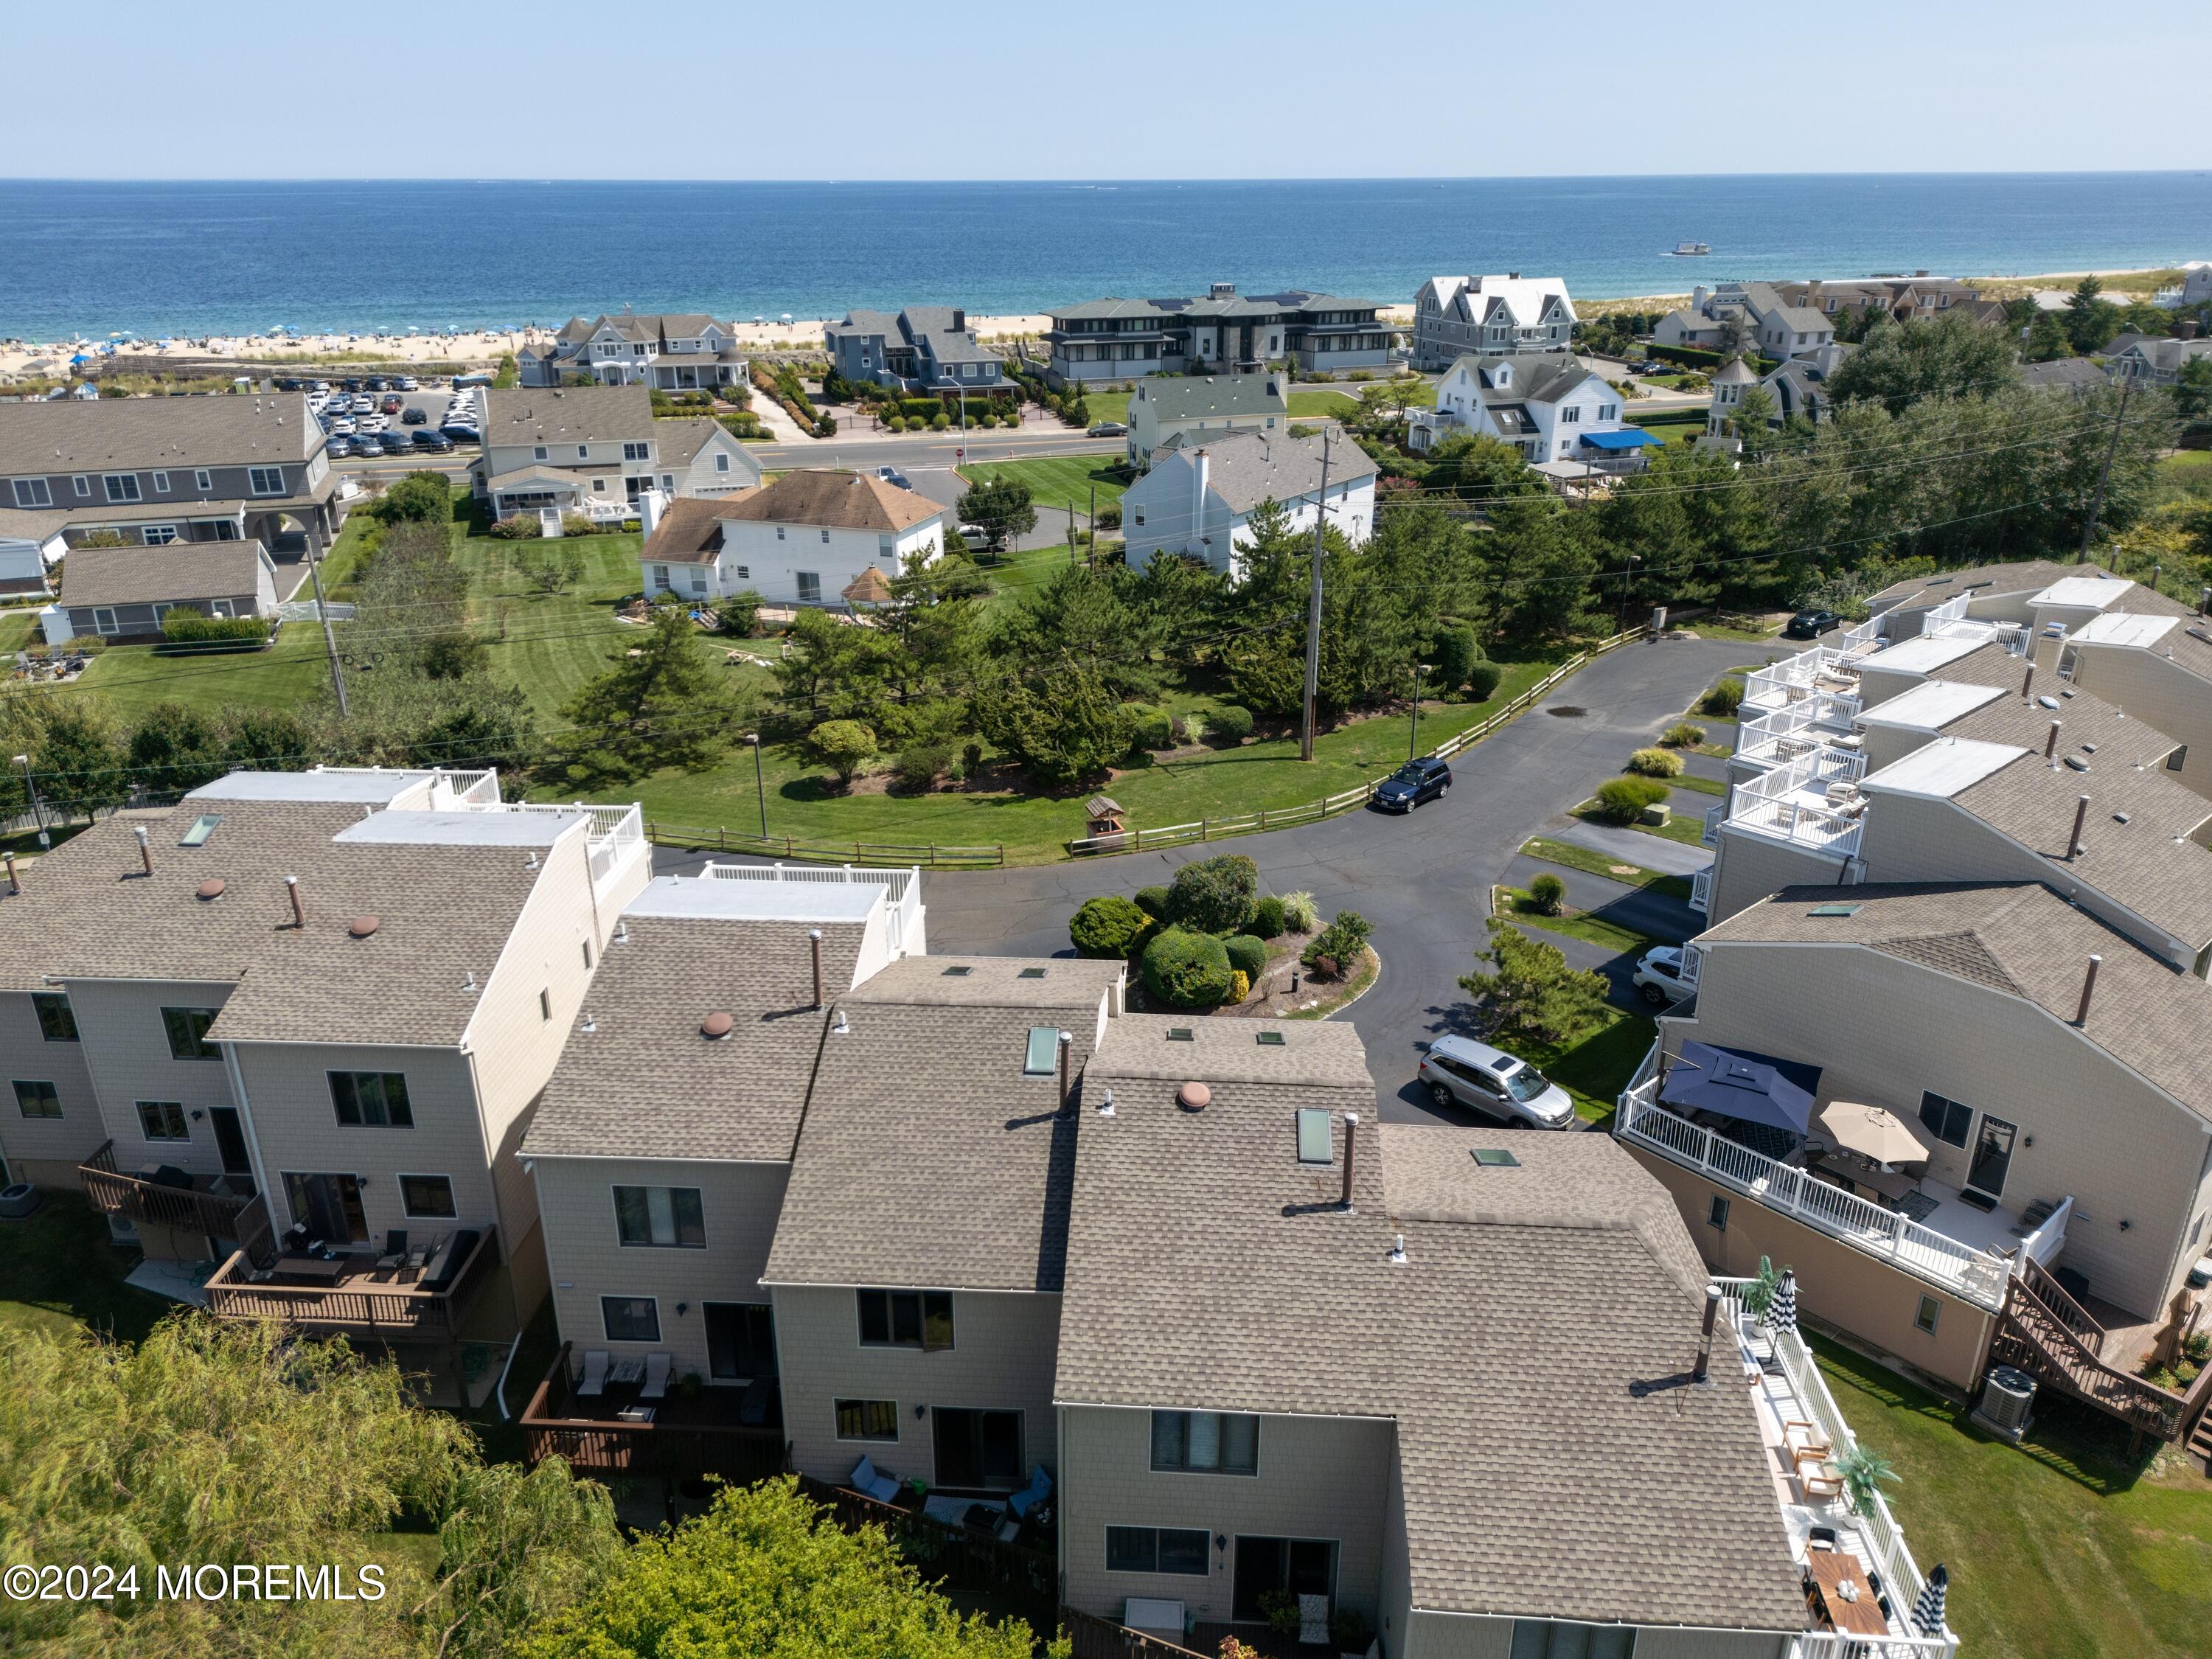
304 377 481 464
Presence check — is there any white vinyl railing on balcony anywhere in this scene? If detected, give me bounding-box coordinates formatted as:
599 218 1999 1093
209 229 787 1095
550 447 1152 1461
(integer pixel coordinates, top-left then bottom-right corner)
1703 802 1725 846
1736 694 1863 767
1689 868 1711 914
1746 644 1865 714
1726 750 1868 853
1617 1069 2011 1310
701 860 925 957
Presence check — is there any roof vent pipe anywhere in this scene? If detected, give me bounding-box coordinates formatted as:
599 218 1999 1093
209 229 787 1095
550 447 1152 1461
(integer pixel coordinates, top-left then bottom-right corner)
285 874 304 928
809 928 824 1009
133 824 153 875
1340 1111 1360 1210
3 849 18 896
1057 1029 1074 1107
2200 585 2211 618
2068 793 2090 859
1096 1087 1115 1118
2076 954 2102 1024
2045 720 2062 760
2021 663 2034 701
1693 1283 1722 1384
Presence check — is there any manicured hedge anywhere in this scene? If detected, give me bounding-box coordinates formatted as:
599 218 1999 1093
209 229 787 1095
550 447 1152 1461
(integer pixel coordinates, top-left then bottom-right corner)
160 611 270 644
1141 928 1234 1009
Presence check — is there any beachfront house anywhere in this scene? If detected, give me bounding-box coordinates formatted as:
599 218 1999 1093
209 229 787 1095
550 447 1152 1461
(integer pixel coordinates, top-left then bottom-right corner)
823 307 1006 395
1410 274 1576 369
1043 285 1392 385
470 386 760 521
1125 372 1286 467
1118 428 1377 579
637 468 942 608
1407 352 1655 470
1773 277 1992 325
2098 332 2212 388
0 394 342 554
519 312 748 391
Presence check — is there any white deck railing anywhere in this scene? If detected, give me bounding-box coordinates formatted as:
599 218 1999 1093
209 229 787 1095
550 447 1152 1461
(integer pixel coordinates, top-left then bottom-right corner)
1736 694 1863 767
1746 643 1868 715
700 860 925 957
1617 1066 2011 1310
1725 750 1868 853
1689 867 1712 914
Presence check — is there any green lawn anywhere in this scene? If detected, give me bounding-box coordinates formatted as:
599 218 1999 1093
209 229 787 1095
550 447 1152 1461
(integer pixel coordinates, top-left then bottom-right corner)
0 1194 169 1346
1626 408 1708 447
456 527 648 723
1482 1000 1655 1126
1079 389 1130 427
1670 771 1727 796
1519 835 1695 904
0 607 41 655
1497 884 1674 953
1287 389 1359 417
609 656 1564 860
1814 1335 2212 1659
1572 796 1711 848
956 454 1127 518
63 628 336 722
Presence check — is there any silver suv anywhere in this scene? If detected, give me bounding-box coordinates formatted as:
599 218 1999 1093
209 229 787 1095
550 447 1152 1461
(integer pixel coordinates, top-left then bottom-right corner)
1416 1034 1577 1128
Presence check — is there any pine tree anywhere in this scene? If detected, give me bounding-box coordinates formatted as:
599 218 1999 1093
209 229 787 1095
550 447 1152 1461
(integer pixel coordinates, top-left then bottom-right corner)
558 605 743 785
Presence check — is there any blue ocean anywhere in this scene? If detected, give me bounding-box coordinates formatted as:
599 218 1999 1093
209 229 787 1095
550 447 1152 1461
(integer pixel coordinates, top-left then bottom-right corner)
3 173 2209 341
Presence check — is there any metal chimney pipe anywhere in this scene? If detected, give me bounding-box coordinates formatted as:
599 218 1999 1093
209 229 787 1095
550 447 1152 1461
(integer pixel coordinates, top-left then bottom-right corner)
2076 954 2102 1024
1057 1030 1073 1107
2068 793 2090 858
2020 662 2034 701
3 849 18 895
285 874 304 928
133 824 152 876
1694 1283 1722 1383
2045 720 2062 760
2201 585 2211 618
1340 1111 1360 1208
808 928 824 1009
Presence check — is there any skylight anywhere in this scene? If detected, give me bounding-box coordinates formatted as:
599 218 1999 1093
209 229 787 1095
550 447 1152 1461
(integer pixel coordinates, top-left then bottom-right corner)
1295 1108 1332 1164
178 814 223 847
1018 967 1046 979
1023 1026 1058 1075
1471 1148 1520 1168
1256 1030 1286 1046
941 965 973 977
1166 1027 1194 1043
1809 903 1861 917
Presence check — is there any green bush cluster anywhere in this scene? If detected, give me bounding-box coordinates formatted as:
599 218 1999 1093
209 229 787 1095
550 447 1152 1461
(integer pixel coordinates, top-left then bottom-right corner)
1700 677 1745 717
1626 746 1683 777
159 611 271 645
1070 894 1153 959
1124 705 1175 751
1142 927 1234 1009
1165 853 1259 934
1223 932 1268 981
894 743 949 792
1206 704 1254 745
1527 873 1568 915
1662 720 1707 747
1301 910 1373 974
1466 660 1504 701
1594 776 1670 823
1248 895 1287 939
1279 890 1319 933
1134 886 1169 919
486 514 538 540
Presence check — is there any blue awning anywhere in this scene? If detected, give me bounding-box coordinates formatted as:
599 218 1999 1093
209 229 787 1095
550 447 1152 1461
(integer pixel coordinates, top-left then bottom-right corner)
1658 1040 1820 1135
1580 428 1662 452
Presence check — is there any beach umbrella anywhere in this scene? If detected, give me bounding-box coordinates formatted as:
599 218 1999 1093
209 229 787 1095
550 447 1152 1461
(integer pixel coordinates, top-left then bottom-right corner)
1818 1101 1932 1166
1912 1564 1949 1636
1764 1268 1798 1339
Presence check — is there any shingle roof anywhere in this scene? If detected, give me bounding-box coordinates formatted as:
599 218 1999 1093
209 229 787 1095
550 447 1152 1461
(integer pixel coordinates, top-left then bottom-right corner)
483 463 591 491
1155 425 1379 515
716 469 941 532
57 540 265 608
1453 352 1604 406
1697 883 2212 1116
0 393 323 473
2020 357 2110 392
1138 372 1288 422
1866 558 2099 610
762 956 1125 1293
653 417 726 467
1055 1015 1805 1632
521 911 866 1163
640 494 740 563
481 385 655 446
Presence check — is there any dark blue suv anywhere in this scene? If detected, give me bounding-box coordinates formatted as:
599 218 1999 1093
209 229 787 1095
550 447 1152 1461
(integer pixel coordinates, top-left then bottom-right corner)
1373 756 1451 813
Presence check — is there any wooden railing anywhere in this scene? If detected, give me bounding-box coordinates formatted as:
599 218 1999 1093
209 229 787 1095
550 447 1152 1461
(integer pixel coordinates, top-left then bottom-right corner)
77 1141 272 1258
204 1225 498 1341
520 1345 787 1484
793 1474 1057 1630
1993 1260 2188 1441
1061 1607 1209 1659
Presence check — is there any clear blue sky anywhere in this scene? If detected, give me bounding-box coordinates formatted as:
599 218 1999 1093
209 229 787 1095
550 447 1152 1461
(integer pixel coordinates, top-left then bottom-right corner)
10 0 2210 180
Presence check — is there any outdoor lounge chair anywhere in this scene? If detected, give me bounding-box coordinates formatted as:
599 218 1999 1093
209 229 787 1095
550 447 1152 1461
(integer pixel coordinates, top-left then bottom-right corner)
1298 1595 1330 1646
639 1353 672 1401
1801 1461 1846 1501
576 1350 611 1399
375 1230 408 1276
1005 1464 1052 1520
848 1455 900 1504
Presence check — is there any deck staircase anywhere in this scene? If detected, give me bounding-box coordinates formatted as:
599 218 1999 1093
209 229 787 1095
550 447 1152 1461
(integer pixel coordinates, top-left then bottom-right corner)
1989 1259 2188 1442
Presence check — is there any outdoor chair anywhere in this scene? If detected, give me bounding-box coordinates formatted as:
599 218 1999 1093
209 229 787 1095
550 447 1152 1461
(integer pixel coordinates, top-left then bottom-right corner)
1005 1464 1052 1520
375 1230 408 1277
576 1350 611 1399
639 1352 672 1401
848 1455 900 1504
405 1234 441 1278
1807 1525 1838 1551
1298 1595 1330 1646
1801 1462 1845 1501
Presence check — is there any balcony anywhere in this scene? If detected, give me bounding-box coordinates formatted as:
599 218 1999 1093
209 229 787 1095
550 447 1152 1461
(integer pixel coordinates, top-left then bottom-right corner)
700 859 926 956
521 1343 787 1484
1689 867 1712 914
78 1141 271 1256
204 1225 498 1342
1735 695 1863 770
1722 750 1868 856
462 798 649 900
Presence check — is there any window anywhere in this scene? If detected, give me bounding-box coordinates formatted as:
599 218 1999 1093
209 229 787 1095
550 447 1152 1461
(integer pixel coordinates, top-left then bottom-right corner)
776 525 786 540
2168 745 2188 771
13 1079 61 1119
13 478 52 507
212 520 239 540
194 469 211 491
329 1071 414 1127
72 476 90 498
399 1175 456 1218
533 445 549 462
857 1287 954 1350
1150 1411 1259 1474
1914 1295 1941 1335
1708 1195 1731 1231
1023 1027 1060 1075
820 528 830 543
622 442 649 461
246 467 285 497
796 572 822 604
600 1295 661 1343
577 445 589 459
835 1399 900 1441
1917 1091 1973 1150
142 525 178 545
877 534 894 560
1509 1623 1635 1659
152 470 170 492
1105 1526 1209 1576
32 992 77 1042
103 474 143 502
714 453 731 473
136 1100 189 1141
161 1006 220 1060
614 1185 706 1248
1559 406 1580 424
734 565 749 579
92 607 119 636
652 563 670 589
1296 1108 1332 1164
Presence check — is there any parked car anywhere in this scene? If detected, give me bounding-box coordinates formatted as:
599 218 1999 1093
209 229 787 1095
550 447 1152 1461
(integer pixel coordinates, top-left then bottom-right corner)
1417 1035 1577 1128
366 376 389 392
378 431 414 455
1632 945 1694 1007
1088 421 1128 437
324 434 352 459
397 376 419 391
411 430 453 453
327 417 355 434
341 378 364 392
401 405 427 424
1371 756 1451 813
439 421 480 442
380 394 403 414
1785 609 1843 639
875 466 911 490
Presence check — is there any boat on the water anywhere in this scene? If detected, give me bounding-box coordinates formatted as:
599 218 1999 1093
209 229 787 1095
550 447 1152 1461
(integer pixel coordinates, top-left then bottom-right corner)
1663 241 1712 256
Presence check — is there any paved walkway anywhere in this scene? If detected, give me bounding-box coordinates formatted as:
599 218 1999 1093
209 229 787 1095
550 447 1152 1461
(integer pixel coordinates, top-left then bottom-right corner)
1545 819 1714 876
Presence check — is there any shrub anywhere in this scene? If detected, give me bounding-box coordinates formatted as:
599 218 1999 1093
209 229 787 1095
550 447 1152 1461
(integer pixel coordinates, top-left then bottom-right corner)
1593 776 1670 824
1279 890 1319 933
894 742 950 792
1528 873 1568 916
809 719 877 785
1700 676 1745 717
1096 505 1122 530
159 611 271 645
717 588 763 636
1166 853 1259 934
1125 704 1175 751
961 740 984 776
1301 910 1374 975
931 411 951 431
1228 969 1251 1005
1223 932 1268 981
1133 885 1170 919
1070 894 1152 959
1465 659 1504 701
487 513 538 539
1626 746 1683 777
885 414 905 433
1141 928 1234 1009
1432 624 1481 691
1248 895 1287 939
1661 720 1707 748
558 512 597 538
1206 704 1254 745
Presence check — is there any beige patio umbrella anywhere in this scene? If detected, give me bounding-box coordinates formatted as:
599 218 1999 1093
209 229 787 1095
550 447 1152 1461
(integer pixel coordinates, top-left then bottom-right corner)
1818 1100 1933 1166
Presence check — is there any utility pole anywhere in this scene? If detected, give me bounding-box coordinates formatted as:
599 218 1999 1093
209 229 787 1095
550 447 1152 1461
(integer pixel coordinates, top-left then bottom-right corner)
1068 500 1077 564
1300 428 1332 762
2079 375 2134 562
303 532 349 718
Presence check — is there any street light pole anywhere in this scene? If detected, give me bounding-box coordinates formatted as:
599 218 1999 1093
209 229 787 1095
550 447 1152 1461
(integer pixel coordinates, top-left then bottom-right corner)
1408 663 1433 762
745 734 766 838
1618 553 1641 636
13 754 47 849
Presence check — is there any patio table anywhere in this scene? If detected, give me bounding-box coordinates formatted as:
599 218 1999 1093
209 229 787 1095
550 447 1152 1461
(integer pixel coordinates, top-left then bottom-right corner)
1806 1551 1888 1637
274 1253 346 1284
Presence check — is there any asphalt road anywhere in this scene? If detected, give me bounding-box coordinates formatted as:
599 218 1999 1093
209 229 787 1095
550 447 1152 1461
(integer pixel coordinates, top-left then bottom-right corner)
655 636 1742 1125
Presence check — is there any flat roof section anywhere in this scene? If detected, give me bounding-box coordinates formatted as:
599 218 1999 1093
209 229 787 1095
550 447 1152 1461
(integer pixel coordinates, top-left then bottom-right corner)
333 810 582 847
2070 611 2181 650
2033 575 2137 611
188 768 435 805
1859 630 2003 677
622 874 882 923
1860 737 2027 800
1854 679 2006 731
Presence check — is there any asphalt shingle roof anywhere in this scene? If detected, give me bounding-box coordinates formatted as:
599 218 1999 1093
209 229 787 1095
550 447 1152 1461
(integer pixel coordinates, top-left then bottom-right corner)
1138 373 1287 422
1156 425 1378 514
0 394 322 473
717 469 940 532
56 540 264 608
1866 558 2099 610
481 385 656 446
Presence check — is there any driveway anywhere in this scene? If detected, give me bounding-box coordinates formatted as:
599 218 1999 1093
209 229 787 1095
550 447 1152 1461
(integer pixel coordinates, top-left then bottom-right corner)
655 636 1740 1122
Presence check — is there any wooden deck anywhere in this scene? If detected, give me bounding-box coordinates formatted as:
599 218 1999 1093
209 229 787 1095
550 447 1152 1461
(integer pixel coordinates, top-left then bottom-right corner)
203 1226 498 1342
77 1139 271 1257
521 1343 787 1484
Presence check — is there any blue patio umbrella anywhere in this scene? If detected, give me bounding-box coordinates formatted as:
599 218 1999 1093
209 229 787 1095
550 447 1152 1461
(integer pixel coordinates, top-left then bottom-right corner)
1658 1040 1820 1135
1912 1564 1949 1636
